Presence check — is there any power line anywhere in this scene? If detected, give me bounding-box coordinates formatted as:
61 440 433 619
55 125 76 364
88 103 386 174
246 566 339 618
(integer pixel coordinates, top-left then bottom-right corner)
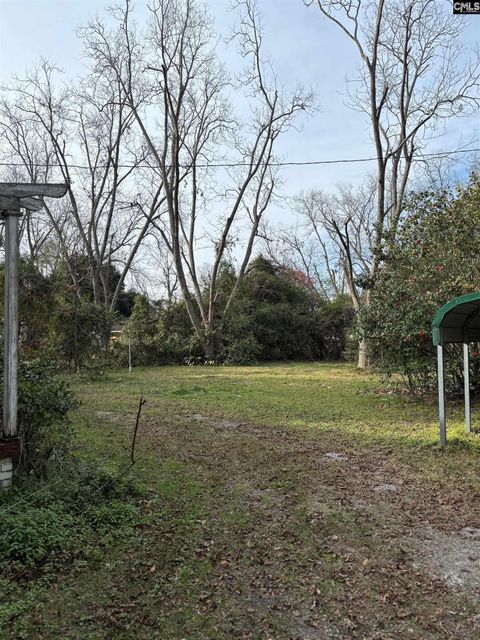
0 146 478 172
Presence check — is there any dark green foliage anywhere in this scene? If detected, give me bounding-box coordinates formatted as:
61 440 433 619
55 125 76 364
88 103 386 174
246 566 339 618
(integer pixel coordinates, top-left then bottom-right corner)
363 173 480 393
117 295 203 366
4 256 134 371
17 361 77 474
51 255 133 315
18 262 56 358
158 300 203 362
219 257 353 363
0 467 140 570
116 288 136 317
122 257 353 365
0 260 55 359
122 294 161 366
12 253 351 369
48 299 115 372
0 504 77 567
316 294 356 361
0 259 115 370
0 347 76 475
9 360 77 475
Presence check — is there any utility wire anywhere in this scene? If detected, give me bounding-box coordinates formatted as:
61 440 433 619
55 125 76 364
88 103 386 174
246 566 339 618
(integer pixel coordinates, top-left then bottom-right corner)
0 146 478 172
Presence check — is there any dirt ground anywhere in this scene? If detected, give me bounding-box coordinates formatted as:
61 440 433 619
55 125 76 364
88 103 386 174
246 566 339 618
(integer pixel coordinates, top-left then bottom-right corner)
133 407 480 640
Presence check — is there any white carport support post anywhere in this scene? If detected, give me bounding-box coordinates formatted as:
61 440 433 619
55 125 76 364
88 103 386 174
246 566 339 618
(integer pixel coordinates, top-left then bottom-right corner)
437 344 446 446
464 342 471 433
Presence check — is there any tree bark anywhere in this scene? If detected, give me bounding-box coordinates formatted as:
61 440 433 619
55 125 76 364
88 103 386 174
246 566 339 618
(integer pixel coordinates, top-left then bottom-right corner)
357 337 370 369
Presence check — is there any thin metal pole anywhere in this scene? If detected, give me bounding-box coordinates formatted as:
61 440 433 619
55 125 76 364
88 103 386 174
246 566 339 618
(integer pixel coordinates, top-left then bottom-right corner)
437 344 446 446
464 342 471 433
128 338 132 373
3 209 19 439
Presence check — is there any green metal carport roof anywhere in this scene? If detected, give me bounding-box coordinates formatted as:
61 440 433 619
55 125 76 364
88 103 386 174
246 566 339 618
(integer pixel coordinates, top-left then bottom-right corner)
432 292 480 446
432 292 480 346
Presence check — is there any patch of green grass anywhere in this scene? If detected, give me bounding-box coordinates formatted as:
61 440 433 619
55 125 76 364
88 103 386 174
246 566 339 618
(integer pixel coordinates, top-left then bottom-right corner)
72 362 480 486
3 362 480 638
0 466 144 639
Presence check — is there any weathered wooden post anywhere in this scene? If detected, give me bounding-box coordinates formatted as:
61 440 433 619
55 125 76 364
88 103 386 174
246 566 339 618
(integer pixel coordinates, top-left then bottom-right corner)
0 201 21 489
0 183 68 489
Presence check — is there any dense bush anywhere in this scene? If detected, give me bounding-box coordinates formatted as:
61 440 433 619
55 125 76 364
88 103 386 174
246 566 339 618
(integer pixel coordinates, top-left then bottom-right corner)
219 257 353 364
121 294 162 366
18 360 77 474
117 258 353 366
0 503 78 567
48 299 115 372
1 257 135 371
363 173 480 393
116 295 203 366
157 300 203 362
0 358 77 475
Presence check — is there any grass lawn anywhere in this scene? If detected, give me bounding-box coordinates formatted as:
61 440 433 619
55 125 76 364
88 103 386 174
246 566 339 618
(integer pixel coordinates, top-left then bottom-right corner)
2 362 480 639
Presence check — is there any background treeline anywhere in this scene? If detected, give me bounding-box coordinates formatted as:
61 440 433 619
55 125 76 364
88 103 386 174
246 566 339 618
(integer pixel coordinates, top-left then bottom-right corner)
8 171 480 387
122 256 354 366
10 254 354 370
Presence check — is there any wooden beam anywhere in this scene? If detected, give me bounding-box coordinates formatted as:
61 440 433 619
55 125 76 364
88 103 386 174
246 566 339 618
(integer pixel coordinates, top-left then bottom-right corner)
20 196 45 212
0 196 45 212
0 197 21 213
0 183 68 199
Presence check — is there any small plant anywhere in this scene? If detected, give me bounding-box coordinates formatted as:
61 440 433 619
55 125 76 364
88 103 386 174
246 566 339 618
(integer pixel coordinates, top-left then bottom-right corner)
0 465 142 573
86 500 138 531
0 503 76 567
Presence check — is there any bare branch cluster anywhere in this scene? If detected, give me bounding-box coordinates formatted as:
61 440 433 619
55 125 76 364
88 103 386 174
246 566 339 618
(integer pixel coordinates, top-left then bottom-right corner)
0 60 159 310
79 0 314 355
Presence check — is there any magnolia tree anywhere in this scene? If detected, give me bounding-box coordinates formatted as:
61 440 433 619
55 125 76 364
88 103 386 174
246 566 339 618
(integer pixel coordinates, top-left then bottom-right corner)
82 0 314 358
364 173 480 393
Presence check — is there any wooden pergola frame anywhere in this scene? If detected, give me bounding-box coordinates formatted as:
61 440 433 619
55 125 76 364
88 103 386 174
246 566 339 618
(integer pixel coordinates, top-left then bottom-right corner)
0 183 67 485
432 292 480 446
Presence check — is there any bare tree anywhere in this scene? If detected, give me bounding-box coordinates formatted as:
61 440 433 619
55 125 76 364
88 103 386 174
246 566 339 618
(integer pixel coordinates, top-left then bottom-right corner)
269 182 374 306
262 217 345 299
303 184 374 306
83 0 314 357
0 61 161 312
306 0 480 365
